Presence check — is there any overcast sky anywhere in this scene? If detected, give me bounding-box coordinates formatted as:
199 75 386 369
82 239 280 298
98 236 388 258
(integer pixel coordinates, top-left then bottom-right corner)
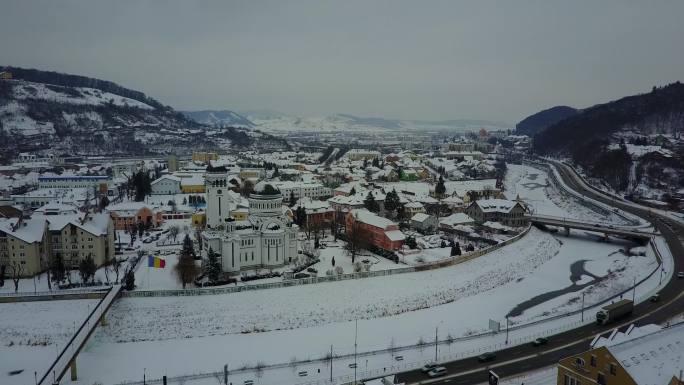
2 1 684 123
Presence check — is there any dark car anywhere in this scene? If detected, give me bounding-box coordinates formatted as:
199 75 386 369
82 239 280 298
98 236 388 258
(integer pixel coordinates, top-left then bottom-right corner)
294 273 310 279
532 337 548 346
477 352 496 362
306 267 318 274
650 294 660 302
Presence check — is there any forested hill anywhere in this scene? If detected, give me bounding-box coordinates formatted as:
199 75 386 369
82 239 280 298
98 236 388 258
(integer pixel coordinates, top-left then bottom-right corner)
533 82 684 198
515 105 577 136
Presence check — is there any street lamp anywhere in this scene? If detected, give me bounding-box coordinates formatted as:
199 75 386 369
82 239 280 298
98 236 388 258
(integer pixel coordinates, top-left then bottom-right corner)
581 292 586 322
505 316 509 345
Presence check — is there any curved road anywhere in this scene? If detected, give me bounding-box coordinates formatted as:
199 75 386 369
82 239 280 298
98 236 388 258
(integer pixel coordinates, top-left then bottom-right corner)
396 160 684 385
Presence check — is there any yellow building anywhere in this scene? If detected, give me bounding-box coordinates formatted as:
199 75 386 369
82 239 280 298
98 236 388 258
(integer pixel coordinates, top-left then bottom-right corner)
0 71 12 80
191 212 206 228
192 152 219 164
230 208 249 221
558 322 684 385
0 217 49 277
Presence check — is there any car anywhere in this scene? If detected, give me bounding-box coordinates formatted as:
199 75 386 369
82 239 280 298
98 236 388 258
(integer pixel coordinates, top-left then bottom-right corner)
421 363 438 373
650 294 660 302
426 367 447 378
678 272 684 279
294 273 310 279
532 337 548 346
477 352 496 363
306 267 318 274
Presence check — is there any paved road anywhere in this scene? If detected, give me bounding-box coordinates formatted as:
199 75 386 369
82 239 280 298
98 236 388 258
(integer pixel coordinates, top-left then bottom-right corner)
395 161 684 385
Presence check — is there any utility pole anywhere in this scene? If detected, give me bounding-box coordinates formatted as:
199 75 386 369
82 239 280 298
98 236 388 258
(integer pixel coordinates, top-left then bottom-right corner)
354 320 358 384
330 345 333 382
632 277 636 302
505 317 509 345
434 326 439 362
581 292 586 322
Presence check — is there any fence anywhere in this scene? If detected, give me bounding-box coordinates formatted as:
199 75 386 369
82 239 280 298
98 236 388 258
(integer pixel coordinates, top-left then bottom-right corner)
122 225 533 298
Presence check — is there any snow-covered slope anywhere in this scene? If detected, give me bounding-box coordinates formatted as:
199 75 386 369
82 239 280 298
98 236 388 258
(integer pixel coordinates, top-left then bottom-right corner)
182 109 254 128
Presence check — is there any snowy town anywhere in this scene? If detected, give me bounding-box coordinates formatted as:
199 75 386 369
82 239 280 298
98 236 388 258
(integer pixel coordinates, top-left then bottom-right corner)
2 3 684 385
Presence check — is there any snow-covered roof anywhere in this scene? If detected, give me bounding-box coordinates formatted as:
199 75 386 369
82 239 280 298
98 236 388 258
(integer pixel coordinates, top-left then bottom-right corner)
349 209 396 229
410 213 432 223
151 174 181 185
473 199 520 213
39 213 110 236
0 217 46 243
106 202 159 216
439 213 474 227
34 202 80 215
606 322 684 385
293 197 331 213
385 229 406 242
405 201 424 209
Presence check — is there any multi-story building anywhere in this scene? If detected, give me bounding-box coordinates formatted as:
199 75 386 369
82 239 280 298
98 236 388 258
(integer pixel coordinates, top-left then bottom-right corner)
202 182 298 273
346 149 381 161
346 209 405 251
150 175 182 195
0 212 114 277
192 151 219 164
272 181 332 201
43 213 115 269
293 198 334 226
38 175 111 190
465 199 527 227
558 322 684 385
0 217 50 277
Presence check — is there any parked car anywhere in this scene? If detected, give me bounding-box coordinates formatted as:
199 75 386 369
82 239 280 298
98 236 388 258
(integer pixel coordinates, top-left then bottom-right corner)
426 367 447 378
650 294 660 302
307 267 318 274
532 337 548 346
421 363 438 373
678 272 684 279
477 352 496 363
294 273 310 279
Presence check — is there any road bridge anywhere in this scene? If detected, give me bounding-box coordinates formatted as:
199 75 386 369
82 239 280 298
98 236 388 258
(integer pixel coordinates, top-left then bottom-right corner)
527 214 658 240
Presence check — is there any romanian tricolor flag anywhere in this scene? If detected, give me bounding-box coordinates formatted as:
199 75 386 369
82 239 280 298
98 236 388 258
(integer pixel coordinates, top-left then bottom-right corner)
148 255 166 268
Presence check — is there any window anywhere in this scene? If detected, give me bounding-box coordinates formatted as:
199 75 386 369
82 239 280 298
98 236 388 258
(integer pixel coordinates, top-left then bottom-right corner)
609 363 616 375
597 372 606 385
590 355 597 367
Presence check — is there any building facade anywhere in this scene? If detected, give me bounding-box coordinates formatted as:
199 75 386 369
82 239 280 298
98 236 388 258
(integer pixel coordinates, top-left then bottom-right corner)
465 199 528 227
202 183 298 273
205 169 241 229
150 175 182 195
346 209 405 251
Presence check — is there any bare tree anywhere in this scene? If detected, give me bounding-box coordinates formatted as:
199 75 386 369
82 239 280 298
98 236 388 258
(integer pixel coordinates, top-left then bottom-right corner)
111 257 124 284
169 225 179 243
240 179 255 197
344 220 369 263
9 261 25 293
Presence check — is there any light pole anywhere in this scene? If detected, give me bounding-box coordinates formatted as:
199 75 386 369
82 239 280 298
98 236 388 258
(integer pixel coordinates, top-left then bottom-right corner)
354 319 358 384
505 316 509 345
434 325 439 362
330 345 333 382
581 292 585 322
659 268 665 285
632 277 636 302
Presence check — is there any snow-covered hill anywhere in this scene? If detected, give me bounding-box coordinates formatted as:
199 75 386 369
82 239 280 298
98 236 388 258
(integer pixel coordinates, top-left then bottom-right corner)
182 110 254 128
248 113 510 134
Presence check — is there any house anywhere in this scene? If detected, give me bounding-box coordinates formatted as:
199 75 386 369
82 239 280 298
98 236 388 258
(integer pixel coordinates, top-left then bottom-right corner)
272 181 332 201
0 71 12 80
439 213 475 232
557 322 684 385
346 209 405 251
465 199 527 227
346 149 381 161
410 213 437 233
404 201 426 217
151 175 182 195
293 198 334 226
176 173 205 193
106 202 163 230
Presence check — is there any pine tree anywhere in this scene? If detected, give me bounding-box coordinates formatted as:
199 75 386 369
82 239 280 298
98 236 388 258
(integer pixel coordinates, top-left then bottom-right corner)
385 189 400 213
435 175 446 197
289 191 296 207
349 186 356 195
123 266 136 290
181 234 196 259
205 247 222 282
364 191 379 212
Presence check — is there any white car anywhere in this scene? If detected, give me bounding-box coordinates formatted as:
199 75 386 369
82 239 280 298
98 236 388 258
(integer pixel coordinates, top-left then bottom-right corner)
677 271 684 279
427 367 447 378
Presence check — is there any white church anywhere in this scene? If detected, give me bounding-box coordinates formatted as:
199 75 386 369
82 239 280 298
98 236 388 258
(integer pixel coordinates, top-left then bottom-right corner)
202 168 299 273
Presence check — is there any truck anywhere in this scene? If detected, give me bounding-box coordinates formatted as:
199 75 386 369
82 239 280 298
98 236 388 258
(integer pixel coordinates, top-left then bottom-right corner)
596 299 633 325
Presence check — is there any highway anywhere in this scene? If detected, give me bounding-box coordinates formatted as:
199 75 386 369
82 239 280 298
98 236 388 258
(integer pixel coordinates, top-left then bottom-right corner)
395 160 684 385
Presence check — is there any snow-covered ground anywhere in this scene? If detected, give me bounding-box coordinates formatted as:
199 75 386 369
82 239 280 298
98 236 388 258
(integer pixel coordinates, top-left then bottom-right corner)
505 163 633 226
0 299 100 384
69 224 661 384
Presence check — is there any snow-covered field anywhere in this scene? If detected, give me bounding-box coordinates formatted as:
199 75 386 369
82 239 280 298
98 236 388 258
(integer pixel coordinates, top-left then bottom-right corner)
505 163 630 225
69 224 660 384
0 299 100 384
